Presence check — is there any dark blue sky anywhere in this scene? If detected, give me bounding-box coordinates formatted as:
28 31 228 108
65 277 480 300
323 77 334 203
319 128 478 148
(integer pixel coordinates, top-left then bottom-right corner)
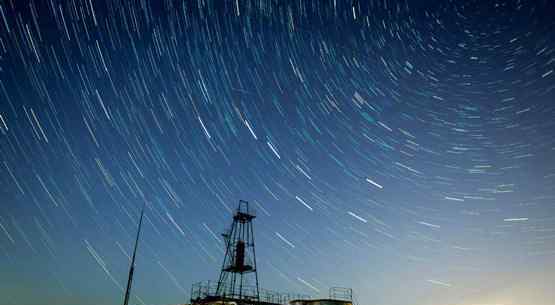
1 0 554 305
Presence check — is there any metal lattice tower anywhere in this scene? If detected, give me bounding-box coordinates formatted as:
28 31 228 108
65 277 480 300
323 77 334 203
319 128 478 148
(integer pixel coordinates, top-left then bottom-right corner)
215 200 260 304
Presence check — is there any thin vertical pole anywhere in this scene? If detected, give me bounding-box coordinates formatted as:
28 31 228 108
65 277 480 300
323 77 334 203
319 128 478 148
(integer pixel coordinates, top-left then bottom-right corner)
123 202 145 305
250 217 260 304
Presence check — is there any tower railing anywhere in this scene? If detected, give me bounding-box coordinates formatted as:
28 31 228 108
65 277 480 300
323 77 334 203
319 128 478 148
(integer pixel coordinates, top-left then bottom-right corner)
329 287 353 301
191 281 310 305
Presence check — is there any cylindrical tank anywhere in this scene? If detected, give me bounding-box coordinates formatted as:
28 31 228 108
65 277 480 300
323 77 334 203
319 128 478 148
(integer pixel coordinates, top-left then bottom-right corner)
234 241 245 269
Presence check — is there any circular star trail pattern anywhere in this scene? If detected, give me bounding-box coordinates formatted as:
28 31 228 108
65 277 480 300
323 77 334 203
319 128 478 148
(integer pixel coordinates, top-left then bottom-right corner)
1 1 554 305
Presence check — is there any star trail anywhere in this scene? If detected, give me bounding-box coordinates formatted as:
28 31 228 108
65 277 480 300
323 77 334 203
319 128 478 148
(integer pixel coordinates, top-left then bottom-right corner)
1 0 554 305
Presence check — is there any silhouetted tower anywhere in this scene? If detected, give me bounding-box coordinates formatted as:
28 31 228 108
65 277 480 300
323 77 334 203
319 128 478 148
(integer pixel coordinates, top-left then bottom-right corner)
216 200 260 304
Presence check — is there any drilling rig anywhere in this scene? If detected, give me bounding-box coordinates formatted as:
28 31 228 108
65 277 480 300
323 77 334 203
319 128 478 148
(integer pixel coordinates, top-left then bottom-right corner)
191 200 262 305
190 200 308 305
189 200 353 305
215 200 260 303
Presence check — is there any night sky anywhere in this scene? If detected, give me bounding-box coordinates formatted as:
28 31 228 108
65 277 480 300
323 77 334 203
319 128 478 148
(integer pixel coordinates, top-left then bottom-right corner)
1 0 555 305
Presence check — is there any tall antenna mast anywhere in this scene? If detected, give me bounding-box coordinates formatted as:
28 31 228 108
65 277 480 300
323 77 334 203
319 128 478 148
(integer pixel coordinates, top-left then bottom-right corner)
123 202 146 305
